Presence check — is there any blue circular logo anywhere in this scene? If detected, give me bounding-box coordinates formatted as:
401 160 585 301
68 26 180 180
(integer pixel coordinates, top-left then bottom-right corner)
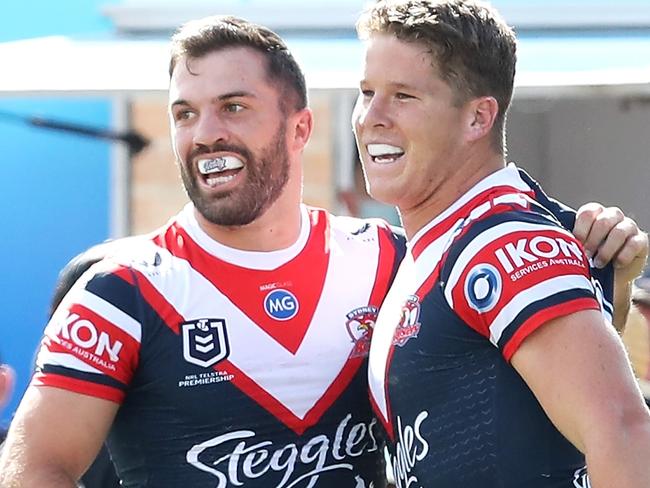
264 289 299 321
464 264 502 313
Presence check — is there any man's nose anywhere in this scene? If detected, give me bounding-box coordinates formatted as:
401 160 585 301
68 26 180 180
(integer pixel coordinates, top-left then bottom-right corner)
356 96 393 130
193 113 229 148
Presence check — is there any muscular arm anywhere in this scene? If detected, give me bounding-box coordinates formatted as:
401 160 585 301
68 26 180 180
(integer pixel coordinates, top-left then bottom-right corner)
511 309 650 487
0 386 118 487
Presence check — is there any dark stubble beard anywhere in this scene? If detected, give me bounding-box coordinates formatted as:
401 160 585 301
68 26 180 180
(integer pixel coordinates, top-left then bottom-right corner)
178 122 290 227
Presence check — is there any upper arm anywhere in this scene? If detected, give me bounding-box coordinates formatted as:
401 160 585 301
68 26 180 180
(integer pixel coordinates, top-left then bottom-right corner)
0 385 119 484
510 308 647 452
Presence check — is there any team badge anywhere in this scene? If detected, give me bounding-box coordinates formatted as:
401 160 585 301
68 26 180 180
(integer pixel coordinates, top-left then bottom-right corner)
264 289 299 321
464 263 502 313
346 306 378 358
393 295 421 347
182 318 230 367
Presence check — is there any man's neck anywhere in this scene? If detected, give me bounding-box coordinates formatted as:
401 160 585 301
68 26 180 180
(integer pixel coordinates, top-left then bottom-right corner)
400 152 505 240
194 199 303 252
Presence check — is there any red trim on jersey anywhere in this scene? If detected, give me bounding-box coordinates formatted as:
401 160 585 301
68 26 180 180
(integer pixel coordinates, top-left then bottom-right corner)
221 355 364 435
411 186 533 260
155 209 330 354
32 372 125 403
447 224 594 341
503 297 601 361
66 303 140 384
114 266 185 335
300 355 366 433
371 224 399 306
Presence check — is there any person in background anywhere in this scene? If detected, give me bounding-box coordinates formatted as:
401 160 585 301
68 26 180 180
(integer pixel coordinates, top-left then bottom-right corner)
0 357 15 446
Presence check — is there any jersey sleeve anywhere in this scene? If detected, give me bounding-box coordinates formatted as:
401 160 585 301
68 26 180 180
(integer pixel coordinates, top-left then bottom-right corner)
32 260 142 403
441 212 602 361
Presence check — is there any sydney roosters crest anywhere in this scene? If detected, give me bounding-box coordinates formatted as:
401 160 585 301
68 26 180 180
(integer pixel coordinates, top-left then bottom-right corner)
393 295 421 347
346 306 378 358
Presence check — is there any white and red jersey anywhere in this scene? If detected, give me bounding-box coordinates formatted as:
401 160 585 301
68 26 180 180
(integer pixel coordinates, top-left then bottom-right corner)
369 165 612 488
35 204 406 488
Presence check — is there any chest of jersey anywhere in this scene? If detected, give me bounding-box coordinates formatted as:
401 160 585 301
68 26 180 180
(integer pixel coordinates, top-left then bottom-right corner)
108 216 396 487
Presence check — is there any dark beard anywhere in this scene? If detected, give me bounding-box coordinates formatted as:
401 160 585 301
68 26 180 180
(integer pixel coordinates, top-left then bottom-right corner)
179 122 290 227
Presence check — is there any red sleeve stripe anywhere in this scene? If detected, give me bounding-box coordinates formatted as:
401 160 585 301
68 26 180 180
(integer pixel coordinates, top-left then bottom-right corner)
502 297 601 361
32 372 125 403
488 274 595 345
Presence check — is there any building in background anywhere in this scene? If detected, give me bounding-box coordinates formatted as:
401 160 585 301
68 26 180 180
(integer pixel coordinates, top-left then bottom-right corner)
1 0 649 425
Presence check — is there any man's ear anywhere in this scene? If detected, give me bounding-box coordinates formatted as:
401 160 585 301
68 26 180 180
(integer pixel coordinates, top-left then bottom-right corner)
465 96 499 143
0 365 15 409
289 107 314 152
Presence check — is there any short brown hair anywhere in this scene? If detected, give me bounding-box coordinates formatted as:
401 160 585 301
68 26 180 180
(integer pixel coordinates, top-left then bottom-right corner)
357 0 516 154
169 15 307 112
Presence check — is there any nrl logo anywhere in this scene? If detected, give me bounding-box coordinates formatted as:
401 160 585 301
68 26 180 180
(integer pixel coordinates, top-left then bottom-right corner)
182 318 230 368
346 306 378 358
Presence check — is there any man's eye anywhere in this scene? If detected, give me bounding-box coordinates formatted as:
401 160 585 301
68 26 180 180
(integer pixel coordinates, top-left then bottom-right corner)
395 92 414 100
361 89 374 98
175 110 195 121
225 103 244 113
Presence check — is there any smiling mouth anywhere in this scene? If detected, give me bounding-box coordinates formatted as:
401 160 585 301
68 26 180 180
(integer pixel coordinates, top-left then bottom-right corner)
197 156 245 188
366 143 405 164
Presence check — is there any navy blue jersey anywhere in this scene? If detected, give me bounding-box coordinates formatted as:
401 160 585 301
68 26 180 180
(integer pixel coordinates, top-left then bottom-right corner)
35 204 406 488
369 165 613 488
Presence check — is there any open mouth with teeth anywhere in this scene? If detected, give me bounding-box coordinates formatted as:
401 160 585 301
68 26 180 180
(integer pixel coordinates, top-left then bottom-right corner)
366 143 405 164
197 156 245 187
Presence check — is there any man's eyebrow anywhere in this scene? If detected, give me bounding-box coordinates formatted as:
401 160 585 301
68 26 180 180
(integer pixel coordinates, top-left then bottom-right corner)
170 91 257 108
217 91 256 100
170 99 190 109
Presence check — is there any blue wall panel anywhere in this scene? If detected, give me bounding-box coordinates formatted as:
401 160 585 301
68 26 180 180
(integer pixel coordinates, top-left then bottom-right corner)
0 0 118 426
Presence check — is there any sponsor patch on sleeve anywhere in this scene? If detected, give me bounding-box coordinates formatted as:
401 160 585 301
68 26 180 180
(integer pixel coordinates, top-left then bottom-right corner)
444 220 600 357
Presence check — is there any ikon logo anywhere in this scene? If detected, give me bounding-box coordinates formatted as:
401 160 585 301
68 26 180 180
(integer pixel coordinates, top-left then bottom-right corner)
52 313 123 362
264 289 299 321
495 235 583 273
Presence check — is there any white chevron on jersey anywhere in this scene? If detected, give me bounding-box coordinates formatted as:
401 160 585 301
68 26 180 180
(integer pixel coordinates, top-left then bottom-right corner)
110 217 382 421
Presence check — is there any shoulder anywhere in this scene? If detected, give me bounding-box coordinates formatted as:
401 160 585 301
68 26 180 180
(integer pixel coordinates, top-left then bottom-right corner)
443 206 574 275
325 210 405 244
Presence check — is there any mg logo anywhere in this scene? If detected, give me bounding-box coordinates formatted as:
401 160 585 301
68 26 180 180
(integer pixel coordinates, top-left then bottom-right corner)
264 289 299 321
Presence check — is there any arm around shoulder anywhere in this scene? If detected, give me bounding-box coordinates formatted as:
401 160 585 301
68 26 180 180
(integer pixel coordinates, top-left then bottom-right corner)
0 385 118 488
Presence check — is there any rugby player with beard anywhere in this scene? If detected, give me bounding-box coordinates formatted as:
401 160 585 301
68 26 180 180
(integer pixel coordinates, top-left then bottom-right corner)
0 11 647 488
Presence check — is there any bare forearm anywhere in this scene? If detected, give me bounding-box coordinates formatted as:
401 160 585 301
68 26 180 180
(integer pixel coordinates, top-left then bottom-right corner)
0 461 78 488
0 429 80 488
585 416 650 487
